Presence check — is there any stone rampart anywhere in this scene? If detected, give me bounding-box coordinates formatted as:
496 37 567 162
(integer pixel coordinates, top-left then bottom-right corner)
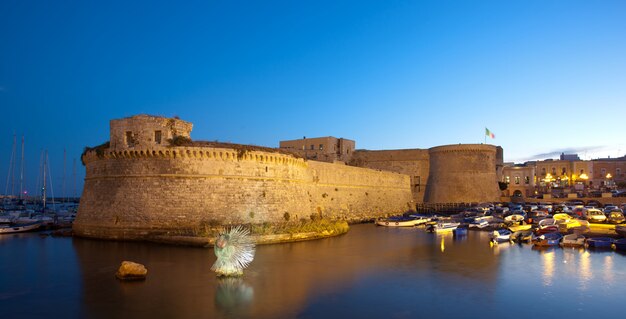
75 145 412 240
350 149 430 203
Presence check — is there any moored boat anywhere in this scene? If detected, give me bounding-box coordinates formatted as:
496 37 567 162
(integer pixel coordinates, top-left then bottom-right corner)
536 218 559 234
489 229 512 242
453 227 468 236
510 230 534 243
0 222 42 234
585 237 614 249
508 224 532 232
560 233 586 247
469 218 489 229
532 232 562 247
504 214 525 225
376 215 429 227
426 222 460 233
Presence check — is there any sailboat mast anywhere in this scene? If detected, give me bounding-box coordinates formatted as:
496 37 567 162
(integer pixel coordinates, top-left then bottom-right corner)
19 135 24 200
5 133 16 196
42 150 47 212
62 149 66 203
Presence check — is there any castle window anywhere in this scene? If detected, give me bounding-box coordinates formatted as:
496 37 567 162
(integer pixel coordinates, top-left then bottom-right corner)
154 131 162 144
319 144 324 150
125 131 135 147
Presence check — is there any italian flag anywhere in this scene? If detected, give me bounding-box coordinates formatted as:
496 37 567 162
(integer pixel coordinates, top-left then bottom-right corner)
485 128 495 139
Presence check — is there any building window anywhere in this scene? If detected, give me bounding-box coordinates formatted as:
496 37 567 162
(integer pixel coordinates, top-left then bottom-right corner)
505 176 510 183
561 167 566 175
515 176 520 185
525 176 530 184
319 144 324 150
125 131 135 147
580 169 584 174
310 144 314 150
617 168 622 176
154 131 162 144
551 167 556 175
601 168 606 176
541 168 546 175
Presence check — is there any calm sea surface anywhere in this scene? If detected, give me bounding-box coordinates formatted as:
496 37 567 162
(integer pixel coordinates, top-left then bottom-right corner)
1 224 625 319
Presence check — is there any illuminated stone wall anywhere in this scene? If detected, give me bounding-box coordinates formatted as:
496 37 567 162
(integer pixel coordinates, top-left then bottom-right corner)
425 144 500 203
75 131 412 240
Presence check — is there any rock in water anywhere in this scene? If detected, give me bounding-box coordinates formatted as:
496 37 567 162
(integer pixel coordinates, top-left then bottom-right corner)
116 261 148 280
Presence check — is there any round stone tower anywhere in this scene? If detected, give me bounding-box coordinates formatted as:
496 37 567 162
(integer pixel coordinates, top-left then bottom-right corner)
424 144 500 203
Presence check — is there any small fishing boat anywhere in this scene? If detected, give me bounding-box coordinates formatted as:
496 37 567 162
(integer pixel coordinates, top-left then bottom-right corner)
489 229 512 242
469 218 489 229
508 224 532 232
504 214 525 225
585 237 614 249
0 222 42 234
376 215 429 227
560 233 586 247
536 218 559 234
453 227 468 236
426 222 460 233
613 238 626 251
509 230 534 243
532 232 563 247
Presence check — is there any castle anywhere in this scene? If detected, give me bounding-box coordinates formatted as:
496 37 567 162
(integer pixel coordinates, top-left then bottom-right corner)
74 115 502 240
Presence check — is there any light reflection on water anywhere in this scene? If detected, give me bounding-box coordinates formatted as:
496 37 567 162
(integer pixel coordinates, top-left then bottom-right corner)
1 224 626 318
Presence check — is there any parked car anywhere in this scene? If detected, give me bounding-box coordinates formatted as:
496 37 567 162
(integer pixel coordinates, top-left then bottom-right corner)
583 208 607 223
585 200 603 208
612 190 626 197
604 205 619 214
607 210 625 224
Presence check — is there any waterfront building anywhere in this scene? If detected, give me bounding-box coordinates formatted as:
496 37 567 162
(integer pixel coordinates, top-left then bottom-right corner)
502 153 626 199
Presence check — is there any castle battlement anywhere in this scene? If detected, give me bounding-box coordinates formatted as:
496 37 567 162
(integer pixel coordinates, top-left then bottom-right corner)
82 146 308 168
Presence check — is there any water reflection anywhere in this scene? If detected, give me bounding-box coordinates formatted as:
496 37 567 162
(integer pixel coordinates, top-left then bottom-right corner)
578 251 592 291
541 250 555 286
215 277 254 315
2 225 626 318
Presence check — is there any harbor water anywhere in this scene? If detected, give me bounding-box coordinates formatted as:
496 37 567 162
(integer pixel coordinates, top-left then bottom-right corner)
1 224 625 319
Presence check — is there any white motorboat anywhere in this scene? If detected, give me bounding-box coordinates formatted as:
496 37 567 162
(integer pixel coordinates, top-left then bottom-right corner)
560 233 586 247
0 222 42 234
426 222 460 233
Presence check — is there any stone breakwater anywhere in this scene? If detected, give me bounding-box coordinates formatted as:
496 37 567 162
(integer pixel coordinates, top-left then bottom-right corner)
74 145 413 240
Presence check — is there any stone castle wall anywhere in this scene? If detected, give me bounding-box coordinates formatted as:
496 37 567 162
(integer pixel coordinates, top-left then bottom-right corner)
425 144 500 203
350 149 430 203
75 145 412 240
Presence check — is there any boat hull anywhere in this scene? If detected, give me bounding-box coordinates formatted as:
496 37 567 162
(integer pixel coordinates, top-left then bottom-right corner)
0 222 42 234
585 237 614 249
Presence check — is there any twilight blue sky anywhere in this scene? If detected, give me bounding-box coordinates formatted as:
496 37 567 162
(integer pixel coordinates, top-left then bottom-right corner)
1 0 625 197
